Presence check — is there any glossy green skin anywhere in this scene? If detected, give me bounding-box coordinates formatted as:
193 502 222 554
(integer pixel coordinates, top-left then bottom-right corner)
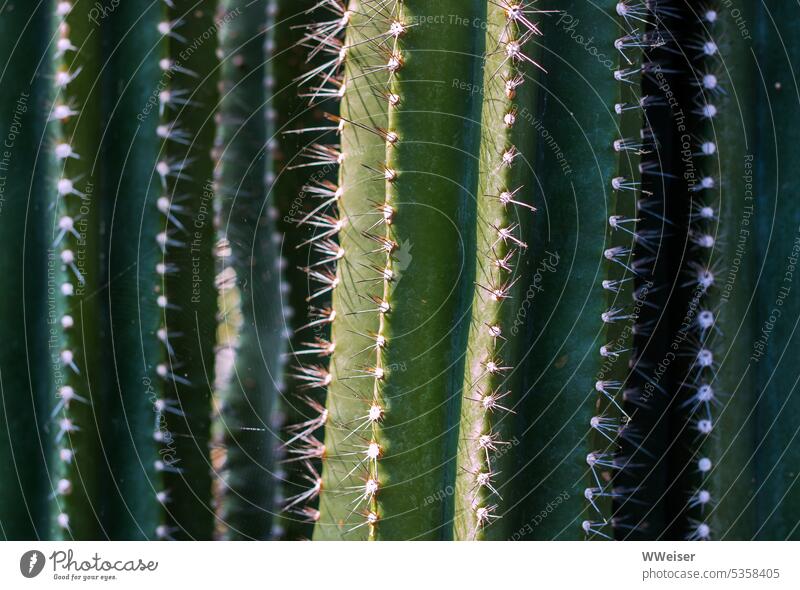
50 0 105 540
518 0 636 540
453 2 540 541
753 2 800 541
676 4 759 540
214 0 285 540
103 0 165 540
313 4 389 541
160 0 218 540
0 1 54 540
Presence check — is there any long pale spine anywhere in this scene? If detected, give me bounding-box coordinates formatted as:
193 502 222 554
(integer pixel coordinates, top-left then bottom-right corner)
49 0 104 540
454 1 541 541
0 1 54 539
213 0 285 540
276 0 344 539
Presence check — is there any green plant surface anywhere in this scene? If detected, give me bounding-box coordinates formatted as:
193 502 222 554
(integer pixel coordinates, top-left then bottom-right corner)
517 0 647 540
213 0 286 540
273 0 343 540
310 1 391 541
753 1 800 541
313 0 486 540
453 0 542 541
0 1 55 540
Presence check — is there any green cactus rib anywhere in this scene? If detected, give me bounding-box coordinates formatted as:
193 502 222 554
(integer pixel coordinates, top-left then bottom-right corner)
48 0 106 540
311 2 390 541
453 1 542 541
155 0 219 540
314 0 486 540
103 0 165 540
672 3 758 541
0 1 54 540
518 0 649 540
753 2 800 541
213 0 285 540
274 0 343 539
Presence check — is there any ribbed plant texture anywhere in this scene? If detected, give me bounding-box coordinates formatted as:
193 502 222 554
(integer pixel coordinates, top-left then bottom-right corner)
0 0 798 541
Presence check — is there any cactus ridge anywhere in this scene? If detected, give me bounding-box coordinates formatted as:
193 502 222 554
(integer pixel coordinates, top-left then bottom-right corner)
673 1 757 542
579 0 661 540
49 0 104 540
153 0 218 540
453 0 544 541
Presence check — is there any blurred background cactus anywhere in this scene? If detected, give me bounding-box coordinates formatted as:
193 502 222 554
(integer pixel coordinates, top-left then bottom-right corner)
0 0 798 541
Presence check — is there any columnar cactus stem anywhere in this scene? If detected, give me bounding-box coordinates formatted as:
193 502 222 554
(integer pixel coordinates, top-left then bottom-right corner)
674 2 758 541
454 0 543 541
314 0 486 540
0 1 54 539
310 1 389 541
213 0 286 540
157 0 218 540
519 0 651 539
49 0 105 540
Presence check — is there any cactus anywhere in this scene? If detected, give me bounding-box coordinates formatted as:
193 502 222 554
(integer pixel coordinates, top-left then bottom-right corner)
273 0 342 539
512 0 653 540
103 0 168 540
453 1 543 541
1 0 800 543
213 0 285 540
669 2 759 541
310 0 487 540
154 0 219 540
